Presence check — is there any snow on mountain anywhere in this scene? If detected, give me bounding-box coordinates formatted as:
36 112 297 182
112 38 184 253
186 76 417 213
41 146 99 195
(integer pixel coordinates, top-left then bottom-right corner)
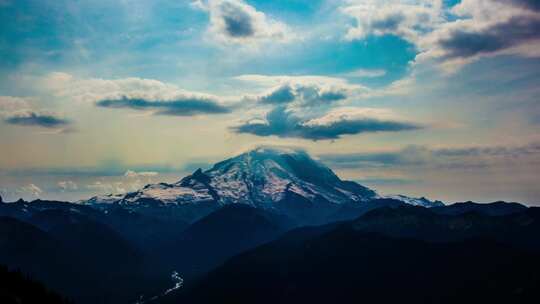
83 147 443 209
85 147 376 207
384 195 444 208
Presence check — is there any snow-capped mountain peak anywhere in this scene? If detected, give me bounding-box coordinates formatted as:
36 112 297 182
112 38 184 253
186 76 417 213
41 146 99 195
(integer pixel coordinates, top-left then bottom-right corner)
86 147 376 207
84 147 443 210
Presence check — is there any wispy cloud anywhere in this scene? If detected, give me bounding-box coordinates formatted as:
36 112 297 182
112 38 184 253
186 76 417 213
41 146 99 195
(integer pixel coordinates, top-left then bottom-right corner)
1 95 72 130
58 180 78 192
342 68 387 78
124 170 159 178
96 96 231 116
319 142 540 169
4 111 70 128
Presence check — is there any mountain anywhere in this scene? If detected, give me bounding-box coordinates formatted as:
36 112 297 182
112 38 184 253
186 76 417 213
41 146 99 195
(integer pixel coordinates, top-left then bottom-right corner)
164 207 540 304
384 194 444 207
431 201 528 216
0 213 171 304
163 204 294 278
350 205 540 250
84 147 442 224
0 265 72 304
88 147 376 206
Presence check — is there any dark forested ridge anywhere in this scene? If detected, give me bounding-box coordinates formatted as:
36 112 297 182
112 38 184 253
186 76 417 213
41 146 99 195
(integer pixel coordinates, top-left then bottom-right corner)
0 265 72 304
162 206 540 304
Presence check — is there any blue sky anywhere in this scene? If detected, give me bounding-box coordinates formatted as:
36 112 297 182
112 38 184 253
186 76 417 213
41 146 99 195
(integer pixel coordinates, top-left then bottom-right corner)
1 0 540 204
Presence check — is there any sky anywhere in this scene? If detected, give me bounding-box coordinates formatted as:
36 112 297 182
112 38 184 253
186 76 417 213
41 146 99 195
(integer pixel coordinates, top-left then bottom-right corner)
1 0 540 204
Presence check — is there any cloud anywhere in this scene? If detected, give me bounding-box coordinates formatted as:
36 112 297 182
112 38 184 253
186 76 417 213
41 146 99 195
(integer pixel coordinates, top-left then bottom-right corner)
17 184 43 198
196 0 292 44
258 84 296 104
58 180 78 192
342 68 387 78
235 74 365 89
96 96 231 116
233 74 421 140
342 0 540 70
86 181 127 194
38 73 234 117
4 111 70 128
504 0 540 11
432 16 540 60
0 96 30 112
1 95 72 130
418 0 540 70
232 106 422 140
236 74 370 106
343 0 443 43
319 142 540 169
257 84 347 106
124 170 159 178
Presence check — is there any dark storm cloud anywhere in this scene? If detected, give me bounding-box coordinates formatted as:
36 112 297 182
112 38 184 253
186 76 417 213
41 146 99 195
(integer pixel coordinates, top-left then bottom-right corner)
96 96 232 116
4 111 70 128
220 1 255 37
439 16 540 59
232 106 422 140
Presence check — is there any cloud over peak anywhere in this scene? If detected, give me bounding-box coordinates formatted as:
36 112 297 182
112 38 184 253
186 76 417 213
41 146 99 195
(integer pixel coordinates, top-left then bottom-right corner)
233 106 423 140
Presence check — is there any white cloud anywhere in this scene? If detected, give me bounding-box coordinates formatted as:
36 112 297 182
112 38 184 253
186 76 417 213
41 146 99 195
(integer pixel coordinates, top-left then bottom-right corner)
343 0 444 44
0 96 70 130
417 0 540 71
124 170 159 178
41 73 218 103
302 107 403 127
342 68 387 78
86 181 127 194
17 184 43 198
38 73 234 116
0 96 30 113
195 0 293 45
58 180 79 191
342 0 540 71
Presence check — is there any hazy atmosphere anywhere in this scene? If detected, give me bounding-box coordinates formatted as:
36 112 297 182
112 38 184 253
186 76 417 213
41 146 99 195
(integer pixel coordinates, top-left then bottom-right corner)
1 0 540 204
3 2 540 304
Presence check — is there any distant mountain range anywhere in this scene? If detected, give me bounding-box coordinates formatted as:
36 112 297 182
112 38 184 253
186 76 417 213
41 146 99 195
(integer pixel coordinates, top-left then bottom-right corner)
171 206 540 304
0 148 538 304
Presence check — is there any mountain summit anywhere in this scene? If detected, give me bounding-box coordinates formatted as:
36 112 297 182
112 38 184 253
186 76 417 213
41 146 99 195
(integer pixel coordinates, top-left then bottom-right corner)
86 147 442 223
89 147 376 207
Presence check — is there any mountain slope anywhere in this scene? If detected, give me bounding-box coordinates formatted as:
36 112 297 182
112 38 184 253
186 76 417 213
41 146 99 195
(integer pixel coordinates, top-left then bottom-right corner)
164 204 294 278
165 218 540 304
84 147 442 225
0 265 72 304
88 148 377 208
